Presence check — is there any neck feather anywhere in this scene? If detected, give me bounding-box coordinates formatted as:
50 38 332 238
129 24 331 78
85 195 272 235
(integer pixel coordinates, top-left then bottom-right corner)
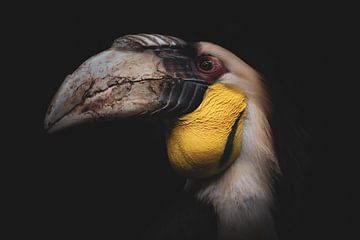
187 99 279 240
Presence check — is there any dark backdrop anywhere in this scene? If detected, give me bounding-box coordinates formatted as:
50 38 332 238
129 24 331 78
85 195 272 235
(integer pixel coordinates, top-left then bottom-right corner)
6 2 356 240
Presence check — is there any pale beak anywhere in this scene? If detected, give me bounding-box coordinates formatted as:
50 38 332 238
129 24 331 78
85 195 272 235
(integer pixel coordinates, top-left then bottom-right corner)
44 43 207 133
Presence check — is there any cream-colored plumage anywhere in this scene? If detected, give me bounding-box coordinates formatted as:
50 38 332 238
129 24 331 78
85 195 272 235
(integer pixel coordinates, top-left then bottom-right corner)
188 42 280 240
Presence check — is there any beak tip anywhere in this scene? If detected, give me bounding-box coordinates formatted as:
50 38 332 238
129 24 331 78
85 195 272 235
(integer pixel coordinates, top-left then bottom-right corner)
44 113 56 133
44 123 59 134
43 119 52 133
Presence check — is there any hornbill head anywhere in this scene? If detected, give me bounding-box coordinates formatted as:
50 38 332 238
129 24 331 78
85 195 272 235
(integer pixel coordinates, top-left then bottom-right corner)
45 34 278 239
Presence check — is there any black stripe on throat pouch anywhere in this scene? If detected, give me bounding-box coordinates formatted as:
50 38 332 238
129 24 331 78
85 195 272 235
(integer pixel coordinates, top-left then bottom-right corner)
218 110 245 167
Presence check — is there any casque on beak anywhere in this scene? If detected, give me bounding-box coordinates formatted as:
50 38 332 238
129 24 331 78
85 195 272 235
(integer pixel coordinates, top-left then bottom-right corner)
44 34 208 133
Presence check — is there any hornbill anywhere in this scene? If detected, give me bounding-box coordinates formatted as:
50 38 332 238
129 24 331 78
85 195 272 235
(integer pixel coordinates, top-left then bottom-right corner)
44 34 280 240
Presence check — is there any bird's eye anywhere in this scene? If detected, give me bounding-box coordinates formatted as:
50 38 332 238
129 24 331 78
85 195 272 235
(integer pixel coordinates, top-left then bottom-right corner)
196 55 226 84
198 58 214 72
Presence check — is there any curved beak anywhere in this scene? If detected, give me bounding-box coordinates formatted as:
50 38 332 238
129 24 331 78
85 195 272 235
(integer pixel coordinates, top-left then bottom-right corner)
44 46 207 133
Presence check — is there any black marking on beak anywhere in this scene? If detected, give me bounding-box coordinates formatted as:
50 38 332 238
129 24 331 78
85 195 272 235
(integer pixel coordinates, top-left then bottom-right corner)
150 79 208 117
148 44 208 117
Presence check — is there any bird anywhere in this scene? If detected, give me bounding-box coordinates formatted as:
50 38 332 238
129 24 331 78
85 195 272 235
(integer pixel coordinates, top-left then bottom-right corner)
44 34 280 240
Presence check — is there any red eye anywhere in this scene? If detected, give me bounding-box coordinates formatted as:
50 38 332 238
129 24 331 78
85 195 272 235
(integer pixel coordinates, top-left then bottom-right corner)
196 55 226 84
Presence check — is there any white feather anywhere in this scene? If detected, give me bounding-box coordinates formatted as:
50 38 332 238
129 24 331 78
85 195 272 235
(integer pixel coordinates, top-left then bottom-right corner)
189 42 280 239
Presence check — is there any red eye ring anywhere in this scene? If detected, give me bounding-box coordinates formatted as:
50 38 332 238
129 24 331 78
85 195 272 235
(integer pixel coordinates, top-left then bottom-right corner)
198 56 215 72
196 55 226 83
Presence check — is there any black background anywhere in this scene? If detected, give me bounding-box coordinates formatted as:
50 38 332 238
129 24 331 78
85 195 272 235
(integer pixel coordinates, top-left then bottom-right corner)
6 2 357 240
